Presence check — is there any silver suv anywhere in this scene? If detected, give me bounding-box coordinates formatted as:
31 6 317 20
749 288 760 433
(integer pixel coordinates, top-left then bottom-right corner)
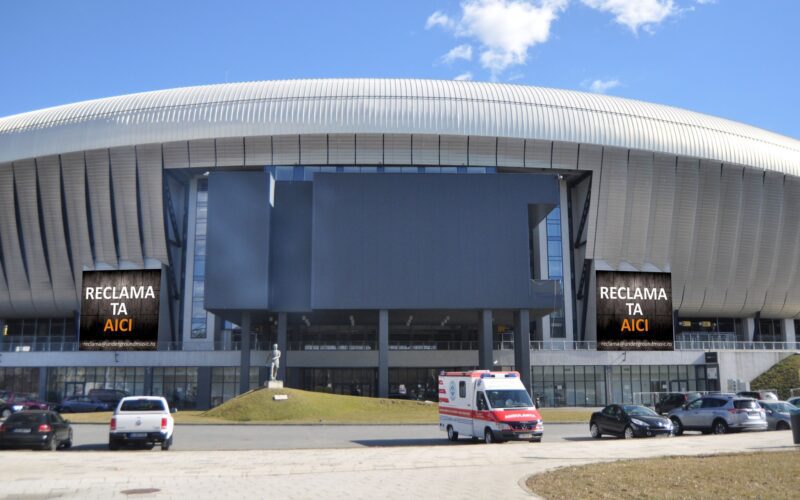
668 395 767 435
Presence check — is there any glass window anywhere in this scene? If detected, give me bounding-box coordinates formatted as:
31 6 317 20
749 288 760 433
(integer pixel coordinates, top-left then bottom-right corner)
459 381 466 398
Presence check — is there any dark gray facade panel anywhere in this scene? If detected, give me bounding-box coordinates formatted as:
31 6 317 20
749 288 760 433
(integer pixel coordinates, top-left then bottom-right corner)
311 173 558 310
205 171 271 310
269 183 312 312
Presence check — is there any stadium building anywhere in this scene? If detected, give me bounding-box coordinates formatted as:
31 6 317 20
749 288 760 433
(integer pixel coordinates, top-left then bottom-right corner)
0 79 798 409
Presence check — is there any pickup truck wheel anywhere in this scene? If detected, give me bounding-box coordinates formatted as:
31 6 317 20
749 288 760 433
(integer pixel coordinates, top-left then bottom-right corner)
446 425 459 441
161 436 172 451
108 440 120 451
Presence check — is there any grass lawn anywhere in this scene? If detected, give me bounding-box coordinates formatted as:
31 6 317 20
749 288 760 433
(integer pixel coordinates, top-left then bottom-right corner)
526 451 800 499
62 388 593 424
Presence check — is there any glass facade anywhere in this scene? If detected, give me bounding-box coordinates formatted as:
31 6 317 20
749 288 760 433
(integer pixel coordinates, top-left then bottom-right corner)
152 367 198 410
190 178 209 339
0 367 40 394
211 367 260 407
290 368 377 397
46 367 146 403
1 318 76 351
545 208 565 338
531 364 720 407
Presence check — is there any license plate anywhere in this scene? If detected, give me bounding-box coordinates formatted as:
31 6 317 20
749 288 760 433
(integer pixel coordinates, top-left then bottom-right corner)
13 428 31 433
129 433 147 438
518 433 532 439
748 411 759 417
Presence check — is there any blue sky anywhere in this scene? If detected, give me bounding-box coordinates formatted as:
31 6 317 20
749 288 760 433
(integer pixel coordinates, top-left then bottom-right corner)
1 0 798 138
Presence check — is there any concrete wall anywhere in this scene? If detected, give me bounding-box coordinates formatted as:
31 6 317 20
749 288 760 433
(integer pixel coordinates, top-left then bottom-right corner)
269 182 313 311
717 351 796 391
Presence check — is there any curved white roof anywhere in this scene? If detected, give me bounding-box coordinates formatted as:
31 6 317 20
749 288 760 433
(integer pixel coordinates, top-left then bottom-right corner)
0 79 798 174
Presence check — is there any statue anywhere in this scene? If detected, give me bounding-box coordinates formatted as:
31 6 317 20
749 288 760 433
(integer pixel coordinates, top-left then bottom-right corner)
268 344 281 381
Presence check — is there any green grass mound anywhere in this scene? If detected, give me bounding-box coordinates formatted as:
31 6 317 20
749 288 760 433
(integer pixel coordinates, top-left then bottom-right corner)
751 354 800 400
201 388 438 424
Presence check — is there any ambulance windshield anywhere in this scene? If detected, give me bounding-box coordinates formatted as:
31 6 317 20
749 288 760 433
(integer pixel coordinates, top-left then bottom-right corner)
486 390 534 409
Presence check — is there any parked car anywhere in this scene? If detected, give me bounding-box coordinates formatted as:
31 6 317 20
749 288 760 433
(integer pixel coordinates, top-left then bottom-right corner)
668 395 767 435
109 396 174 451
88 388 130 407
56 396 111 413
0 399 12 419
0 410 72 450
654 392 703 415
590 404 673 439
787 396 800 407
758 400 798 430
736 391 778 401
0 391 49 412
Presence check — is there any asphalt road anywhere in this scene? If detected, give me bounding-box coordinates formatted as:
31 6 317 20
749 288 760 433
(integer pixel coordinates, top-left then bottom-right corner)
62 422 594 451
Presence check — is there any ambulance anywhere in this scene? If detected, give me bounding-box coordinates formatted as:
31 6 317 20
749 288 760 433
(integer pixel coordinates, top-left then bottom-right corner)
439 370 543 443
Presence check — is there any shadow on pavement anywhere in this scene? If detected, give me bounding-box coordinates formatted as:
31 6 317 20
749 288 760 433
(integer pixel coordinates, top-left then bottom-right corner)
352 438 468 447
562 436 603 442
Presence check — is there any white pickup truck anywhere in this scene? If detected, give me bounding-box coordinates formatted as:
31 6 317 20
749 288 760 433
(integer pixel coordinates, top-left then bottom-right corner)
109 396 174 450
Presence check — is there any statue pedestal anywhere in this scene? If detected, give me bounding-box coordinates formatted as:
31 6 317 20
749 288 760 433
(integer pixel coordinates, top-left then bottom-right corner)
264 380 284 389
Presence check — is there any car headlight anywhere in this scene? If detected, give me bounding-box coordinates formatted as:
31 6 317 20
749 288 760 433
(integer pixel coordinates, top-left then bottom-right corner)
630 418 648 427
12 405 23 411
497 423 511 430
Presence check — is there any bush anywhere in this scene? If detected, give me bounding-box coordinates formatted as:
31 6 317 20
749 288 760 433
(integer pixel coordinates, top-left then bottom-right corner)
750 354 800 400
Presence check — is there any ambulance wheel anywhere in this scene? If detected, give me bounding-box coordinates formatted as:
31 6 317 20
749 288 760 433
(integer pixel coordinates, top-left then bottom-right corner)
447 425 459 441
484 428 497 444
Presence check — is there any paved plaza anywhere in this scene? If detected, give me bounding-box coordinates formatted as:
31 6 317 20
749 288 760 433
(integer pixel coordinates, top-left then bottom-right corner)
0 429 794 499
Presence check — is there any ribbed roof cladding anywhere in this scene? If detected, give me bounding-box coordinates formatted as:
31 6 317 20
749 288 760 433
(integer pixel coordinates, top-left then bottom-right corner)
0 79 798 174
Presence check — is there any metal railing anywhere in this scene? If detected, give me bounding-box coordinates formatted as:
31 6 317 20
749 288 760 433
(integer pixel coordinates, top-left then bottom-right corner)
530 340 597 350
674 340 800 351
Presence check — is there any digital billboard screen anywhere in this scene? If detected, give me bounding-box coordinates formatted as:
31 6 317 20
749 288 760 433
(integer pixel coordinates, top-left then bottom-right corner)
79 270 161 351
596 271 673 351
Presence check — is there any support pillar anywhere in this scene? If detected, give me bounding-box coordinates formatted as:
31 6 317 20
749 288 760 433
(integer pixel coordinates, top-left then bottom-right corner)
378 309 389 398
559 179 575 342
277 313 288 381
744 317 756 342
782 318 796 345
144 367 153 396
478 309 493 370
514 310 532 394
239 312 251 395
753 312 762 341
38 367 48 402
197 367 212 410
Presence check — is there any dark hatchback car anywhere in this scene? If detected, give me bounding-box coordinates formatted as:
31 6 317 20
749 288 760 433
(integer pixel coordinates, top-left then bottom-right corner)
590 404 674 439
0 411 72 450
56 396 111 413
654 392 703 415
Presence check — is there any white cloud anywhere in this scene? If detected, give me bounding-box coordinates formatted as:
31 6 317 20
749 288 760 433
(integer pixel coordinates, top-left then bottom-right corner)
426 11 455 30
581 0 676 33
454 72 474 81
588 79 621 93
442 44 474 63
427 0 569 76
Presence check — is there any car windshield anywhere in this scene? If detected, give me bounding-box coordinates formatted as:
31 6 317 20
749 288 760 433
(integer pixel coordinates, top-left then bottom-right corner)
15 393 38 402
120 399 166 412
623 405 659 417
486 390 533 409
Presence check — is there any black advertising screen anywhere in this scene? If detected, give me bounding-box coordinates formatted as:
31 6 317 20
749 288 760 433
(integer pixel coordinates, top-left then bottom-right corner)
79 270 161 351
596 271 673 351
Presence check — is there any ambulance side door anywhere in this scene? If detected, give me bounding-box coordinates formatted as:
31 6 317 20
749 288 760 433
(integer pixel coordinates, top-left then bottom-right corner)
473 391 490 437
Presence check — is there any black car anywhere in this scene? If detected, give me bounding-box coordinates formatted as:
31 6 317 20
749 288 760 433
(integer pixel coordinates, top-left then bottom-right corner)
590 404 674 439
0 410 73 450
56 396 111 413
654 392 703 415
1 399 12 419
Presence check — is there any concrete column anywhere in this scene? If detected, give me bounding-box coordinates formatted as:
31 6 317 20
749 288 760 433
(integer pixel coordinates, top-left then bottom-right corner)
239 313 251 395
478 309 494 370
782 318 796 345
277 313 288 381
38 367 48 402
559 180 575 342
143 367 153 396
753 312 761 341
514 310 532 395
197 367 212 410
378 310 389 398
744 317 756 342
